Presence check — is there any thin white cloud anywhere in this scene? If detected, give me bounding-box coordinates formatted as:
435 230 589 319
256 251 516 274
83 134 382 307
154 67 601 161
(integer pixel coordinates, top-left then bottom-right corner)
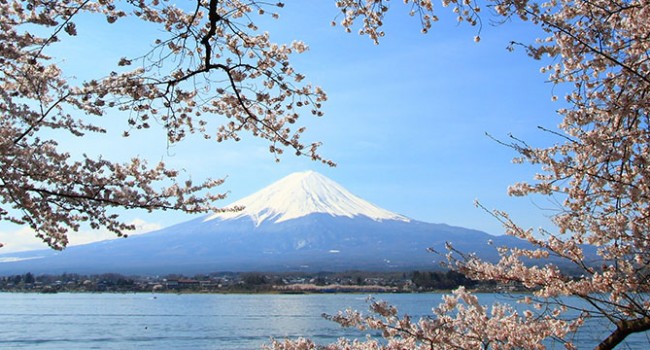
0 219 162 254
0 226 49 254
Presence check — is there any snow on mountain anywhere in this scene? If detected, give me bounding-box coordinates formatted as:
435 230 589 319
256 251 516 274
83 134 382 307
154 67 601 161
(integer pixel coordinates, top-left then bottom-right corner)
204 170 410 226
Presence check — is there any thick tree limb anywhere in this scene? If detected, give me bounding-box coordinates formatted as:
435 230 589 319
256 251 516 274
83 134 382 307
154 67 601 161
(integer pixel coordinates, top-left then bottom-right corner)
595 317 650 350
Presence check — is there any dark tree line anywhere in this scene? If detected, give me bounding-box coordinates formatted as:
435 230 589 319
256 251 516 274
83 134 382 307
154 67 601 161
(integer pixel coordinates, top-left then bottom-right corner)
410 270 479 290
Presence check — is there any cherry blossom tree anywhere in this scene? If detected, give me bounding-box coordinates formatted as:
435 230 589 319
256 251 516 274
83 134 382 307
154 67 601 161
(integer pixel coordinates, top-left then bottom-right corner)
0 0 331 249
267 0 650 349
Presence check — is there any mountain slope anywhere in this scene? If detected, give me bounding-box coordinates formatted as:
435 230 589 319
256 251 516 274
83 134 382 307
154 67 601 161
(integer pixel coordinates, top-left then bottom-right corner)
0 171 517 275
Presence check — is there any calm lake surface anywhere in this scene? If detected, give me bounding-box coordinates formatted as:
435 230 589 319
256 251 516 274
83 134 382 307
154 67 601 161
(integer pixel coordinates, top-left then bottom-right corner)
0 292 647 349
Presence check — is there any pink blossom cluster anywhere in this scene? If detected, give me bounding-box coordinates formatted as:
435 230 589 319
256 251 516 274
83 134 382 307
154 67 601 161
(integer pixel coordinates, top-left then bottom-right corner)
266 288 581 350
0 0 332 249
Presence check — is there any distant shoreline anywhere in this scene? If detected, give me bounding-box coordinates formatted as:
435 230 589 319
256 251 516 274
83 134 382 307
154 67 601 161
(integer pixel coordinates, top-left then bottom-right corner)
0 287 506 295
0 270 521 294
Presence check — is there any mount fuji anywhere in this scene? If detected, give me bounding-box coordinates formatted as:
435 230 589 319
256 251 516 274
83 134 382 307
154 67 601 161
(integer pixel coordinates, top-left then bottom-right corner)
0 171 524 275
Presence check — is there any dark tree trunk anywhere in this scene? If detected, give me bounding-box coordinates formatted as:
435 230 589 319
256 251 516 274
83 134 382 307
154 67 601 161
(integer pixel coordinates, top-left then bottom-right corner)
595 317 650 350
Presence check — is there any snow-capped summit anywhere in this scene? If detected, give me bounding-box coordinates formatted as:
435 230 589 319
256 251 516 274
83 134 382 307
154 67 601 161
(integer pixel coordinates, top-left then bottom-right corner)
204 170 410 226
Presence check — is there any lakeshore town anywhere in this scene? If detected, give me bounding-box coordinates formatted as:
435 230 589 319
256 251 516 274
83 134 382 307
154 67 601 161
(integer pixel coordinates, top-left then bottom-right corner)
0 270 515 294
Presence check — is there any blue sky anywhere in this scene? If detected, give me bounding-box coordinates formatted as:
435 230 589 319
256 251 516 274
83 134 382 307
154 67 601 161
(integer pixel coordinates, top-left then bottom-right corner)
0 2 566 252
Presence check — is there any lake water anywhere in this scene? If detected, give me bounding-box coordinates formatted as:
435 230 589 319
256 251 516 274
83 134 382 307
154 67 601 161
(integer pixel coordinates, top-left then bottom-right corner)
0 292 647 349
